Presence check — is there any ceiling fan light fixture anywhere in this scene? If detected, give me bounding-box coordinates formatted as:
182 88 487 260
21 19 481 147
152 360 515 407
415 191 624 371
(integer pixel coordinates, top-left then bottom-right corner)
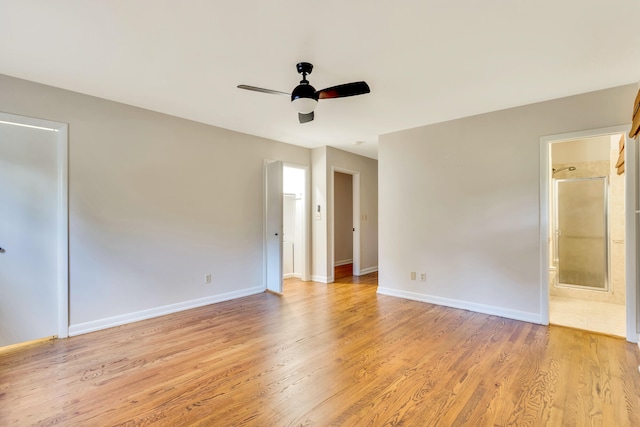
292 97 317 114
291 83 318 114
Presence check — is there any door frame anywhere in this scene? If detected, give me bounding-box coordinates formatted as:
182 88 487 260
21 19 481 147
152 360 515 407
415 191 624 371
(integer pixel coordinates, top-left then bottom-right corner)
539 124 637 342
0 112 69 340
330 167 361 280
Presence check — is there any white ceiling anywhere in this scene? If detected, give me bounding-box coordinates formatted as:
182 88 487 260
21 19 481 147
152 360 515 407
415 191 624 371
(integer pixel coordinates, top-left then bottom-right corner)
1 1 639 159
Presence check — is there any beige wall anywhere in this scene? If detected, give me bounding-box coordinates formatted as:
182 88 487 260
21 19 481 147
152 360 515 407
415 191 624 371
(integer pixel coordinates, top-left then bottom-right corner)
552 136 611 164
0 74 310 333
327 147 378 276
378 84 636 322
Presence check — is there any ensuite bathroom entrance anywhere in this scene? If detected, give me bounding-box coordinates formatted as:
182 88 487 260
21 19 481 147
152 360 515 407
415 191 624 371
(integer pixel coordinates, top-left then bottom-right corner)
548 133 627 337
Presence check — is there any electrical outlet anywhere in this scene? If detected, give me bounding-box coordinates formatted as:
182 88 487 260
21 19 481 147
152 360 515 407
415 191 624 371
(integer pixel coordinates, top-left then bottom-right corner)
410 272 416 280
420 273 426 282
205 274 212 284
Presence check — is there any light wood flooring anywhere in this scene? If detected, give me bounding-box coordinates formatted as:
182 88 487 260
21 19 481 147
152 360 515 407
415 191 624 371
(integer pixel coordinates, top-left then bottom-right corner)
1 268 640 426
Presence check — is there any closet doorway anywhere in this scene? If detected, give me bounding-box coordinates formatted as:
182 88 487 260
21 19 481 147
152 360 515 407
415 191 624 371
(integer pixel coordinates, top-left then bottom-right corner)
283 164 309 283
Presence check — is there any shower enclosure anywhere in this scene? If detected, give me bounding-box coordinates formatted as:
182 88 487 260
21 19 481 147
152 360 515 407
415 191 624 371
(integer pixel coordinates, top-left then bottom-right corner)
552 176 609 290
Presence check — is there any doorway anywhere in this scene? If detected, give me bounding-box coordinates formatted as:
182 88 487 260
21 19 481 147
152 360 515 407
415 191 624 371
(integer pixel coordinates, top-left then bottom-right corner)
331 167 360 281
264 161 309 294
0 112 69 347
334 172 353 280
540 126 636 341
283 165 307 282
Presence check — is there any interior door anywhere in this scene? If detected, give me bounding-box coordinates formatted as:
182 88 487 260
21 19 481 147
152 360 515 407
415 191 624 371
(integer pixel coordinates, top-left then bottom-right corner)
266 161 283 293
0 120 60 346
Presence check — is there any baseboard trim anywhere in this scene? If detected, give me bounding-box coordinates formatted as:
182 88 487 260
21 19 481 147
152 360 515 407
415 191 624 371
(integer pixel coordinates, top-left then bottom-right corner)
69 286 264 336
376 287 542 324
283 273 295 279
334 259 353 267
311 275 331 283
359 266 378 275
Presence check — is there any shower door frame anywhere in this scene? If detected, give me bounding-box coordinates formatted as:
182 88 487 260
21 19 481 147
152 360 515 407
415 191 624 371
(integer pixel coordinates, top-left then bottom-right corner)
553 176 610 292
540 125 637 343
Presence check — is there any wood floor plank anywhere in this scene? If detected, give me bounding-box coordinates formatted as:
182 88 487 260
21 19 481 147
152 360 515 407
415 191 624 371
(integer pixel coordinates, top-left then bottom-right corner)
1 269 640 426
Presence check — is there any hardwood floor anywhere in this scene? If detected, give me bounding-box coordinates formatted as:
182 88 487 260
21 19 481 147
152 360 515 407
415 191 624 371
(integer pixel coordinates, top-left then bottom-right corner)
2 269 640 426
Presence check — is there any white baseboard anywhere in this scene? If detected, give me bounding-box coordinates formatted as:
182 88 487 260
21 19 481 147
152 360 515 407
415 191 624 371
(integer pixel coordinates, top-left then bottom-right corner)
68 286 264 336
283 273 295 279
376 287 542 324
334 259 353 267
358 266 378 275
311 275 331 283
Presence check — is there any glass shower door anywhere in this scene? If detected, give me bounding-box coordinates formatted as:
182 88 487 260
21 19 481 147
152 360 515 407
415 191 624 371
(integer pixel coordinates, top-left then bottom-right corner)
554 177 608 290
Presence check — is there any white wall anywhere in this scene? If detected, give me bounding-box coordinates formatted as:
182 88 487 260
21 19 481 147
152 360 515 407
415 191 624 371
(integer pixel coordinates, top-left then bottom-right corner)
293 195 304 277
334 172 353 265
0 74 310 334
311 147 328 281
282 194 296 278
378 84 636 323
283 166 305 196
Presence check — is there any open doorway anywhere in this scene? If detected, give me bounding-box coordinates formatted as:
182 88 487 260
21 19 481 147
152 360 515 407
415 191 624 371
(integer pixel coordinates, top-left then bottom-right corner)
264 161 309 294
334 172 353 280
332 168 360 281
283 165 307 282
540 125 637 342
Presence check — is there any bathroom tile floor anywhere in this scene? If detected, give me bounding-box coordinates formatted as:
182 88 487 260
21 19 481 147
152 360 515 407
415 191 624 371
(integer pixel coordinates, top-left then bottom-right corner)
550 296 626 337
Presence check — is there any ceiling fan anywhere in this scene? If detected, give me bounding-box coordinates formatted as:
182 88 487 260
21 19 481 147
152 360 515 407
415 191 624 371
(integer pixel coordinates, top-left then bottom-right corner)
237 62 370 124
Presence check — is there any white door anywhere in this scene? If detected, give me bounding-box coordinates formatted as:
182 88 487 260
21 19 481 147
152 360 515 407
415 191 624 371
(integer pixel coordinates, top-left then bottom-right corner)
0 116 67 347
266 161 283 293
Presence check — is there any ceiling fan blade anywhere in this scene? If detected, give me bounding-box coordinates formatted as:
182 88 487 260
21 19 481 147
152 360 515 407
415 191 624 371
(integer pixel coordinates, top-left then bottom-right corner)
299 111 314 124
237 85 290 96
317 81 370 99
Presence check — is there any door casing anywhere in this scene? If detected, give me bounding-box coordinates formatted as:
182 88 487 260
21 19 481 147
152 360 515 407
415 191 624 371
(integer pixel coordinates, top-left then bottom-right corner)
539 125 637 342
331 166 361 281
